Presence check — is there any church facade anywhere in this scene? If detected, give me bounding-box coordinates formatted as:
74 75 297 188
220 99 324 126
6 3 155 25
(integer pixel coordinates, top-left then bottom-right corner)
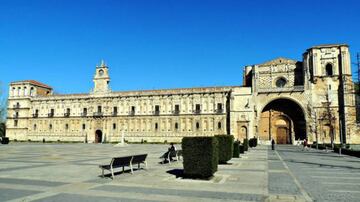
6 44 360 144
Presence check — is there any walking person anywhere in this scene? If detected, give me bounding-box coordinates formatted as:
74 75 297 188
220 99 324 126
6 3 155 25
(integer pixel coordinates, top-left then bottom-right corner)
303 138 308 151
271 139 275 150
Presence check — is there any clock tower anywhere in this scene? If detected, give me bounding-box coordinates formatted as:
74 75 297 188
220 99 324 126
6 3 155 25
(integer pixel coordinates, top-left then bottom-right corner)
93 60 110 94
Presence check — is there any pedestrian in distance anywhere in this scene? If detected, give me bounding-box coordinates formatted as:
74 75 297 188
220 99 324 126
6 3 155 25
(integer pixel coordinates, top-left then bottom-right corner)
271 139 275 150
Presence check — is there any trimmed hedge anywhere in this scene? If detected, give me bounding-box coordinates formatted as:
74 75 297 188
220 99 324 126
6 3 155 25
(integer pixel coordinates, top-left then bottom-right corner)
243 138 249 151
334 147 360 157
215 135 234 164
239 145 245 154
249 137 258 148
182 137 219 179
233 141 240 158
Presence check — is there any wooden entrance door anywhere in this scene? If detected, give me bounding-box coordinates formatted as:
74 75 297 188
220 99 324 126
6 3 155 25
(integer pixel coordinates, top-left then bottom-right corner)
95 130 102 143
276 127 288 144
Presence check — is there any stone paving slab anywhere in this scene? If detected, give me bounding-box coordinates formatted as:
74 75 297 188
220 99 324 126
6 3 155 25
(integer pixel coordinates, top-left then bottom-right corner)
1 143 360 201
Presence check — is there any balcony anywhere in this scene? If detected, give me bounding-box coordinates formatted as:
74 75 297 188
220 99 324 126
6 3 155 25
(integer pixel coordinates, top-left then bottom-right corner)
194 109 201 114
32 113 38 118
64 112 70 117
216 109 224 114
13 114 19 118
93 112 103 117
81 112 87 117
48 113 54 118
154 111 160 116
13 104 20 109
257 86 305 93
129 111 135 116
173 110 180 115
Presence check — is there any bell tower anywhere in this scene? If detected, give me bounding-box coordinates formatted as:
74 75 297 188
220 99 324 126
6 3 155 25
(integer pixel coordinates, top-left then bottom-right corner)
93 60 110 94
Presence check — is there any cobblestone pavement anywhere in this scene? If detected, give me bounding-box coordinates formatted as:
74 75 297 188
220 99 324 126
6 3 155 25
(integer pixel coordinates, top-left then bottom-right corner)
0 143 359 201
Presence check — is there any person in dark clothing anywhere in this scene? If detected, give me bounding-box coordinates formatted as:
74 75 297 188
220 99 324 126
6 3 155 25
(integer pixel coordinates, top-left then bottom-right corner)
271 139 275 150
168 143 176 161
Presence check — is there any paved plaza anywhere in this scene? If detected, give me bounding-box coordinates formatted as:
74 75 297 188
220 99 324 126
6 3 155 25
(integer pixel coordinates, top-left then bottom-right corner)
0 143 359 202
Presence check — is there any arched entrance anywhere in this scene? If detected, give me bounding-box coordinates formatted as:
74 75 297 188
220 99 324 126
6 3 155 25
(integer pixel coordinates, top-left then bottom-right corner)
259 98 306 144
95 130 102 143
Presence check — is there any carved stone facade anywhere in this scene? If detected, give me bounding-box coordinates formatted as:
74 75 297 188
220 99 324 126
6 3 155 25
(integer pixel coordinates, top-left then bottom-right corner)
6 44 360 144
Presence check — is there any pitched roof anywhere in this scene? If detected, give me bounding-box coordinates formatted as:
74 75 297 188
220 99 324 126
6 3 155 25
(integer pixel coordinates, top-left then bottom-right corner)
11 80 52 89
258 57 298 67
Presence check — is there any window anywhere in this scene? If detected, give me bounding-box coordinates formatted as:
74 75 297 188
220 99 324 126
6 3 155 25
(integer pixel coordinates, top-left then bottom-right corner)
66 108 70 114
195 104 201 114
113 123 116 130
99 69 104 76
217 103 223 113
98 106 102 113
49 124 52 130
275 78 287 88
218 122 222 129
14 120 18 127
155 105 160 115
82 124 86 130
34 124 37 130
82 108 87 116
130 106 135 115
175 122 179 130
113 107 118 115
196 122 200 130
155 123 158 130
326 63 333 76
174 105 180 113
65 124 69 130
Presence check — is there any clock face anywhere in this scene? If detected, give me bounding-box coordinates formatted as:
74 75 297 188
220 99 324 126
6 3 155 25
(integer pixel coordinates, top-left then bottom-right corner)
99 69 104 76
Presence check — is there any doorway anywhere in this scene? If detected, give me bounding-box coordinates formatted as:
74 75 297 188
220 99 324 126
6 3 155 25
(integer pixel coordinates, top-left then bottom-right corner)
95 130 102 143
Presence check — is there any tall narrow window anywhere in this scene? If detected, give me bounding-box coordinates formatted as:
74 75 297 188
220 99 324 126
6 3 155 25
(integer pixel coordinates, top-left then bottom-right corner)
217 103 223 113
195 104 201 114
65 108 70 117
113 123 116 130
174 105 180 115
218 122 222 129
14 120 18 127
196 122 200 130
98 106 102 113
175 122 179 130
82 124 86 130
155 123 158 130
34 124 37 130
49 124 53 130
82 108 87 116
65 124 69 130
130 106 135 115
155 105 160 115
326 63 333 76
113 107 118 116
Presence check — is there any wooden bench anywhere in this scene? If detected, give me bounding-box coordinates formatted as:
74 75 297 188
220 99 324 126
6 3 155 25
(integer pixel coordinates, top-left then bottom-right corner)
132 154 148 170
99 154 148 179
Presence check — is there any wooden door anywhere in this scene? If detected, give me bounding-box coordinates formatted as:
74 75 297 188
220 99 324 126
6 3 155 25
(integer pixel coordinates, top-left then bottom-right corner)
276 127 288 144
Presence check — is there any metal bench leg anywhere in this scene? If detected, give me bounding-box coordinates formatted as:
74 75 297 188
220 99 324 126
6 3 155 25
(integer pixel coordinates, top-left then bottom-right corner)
123 166 124 173
145 161 147 169
102 169 104 178
130 163 134 174
111 168 115 179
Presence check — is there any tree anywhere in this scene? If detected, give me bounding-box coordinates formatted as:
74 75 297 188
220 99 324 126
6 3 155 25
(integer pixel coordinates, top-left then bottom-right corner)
0 82 6 137
320 92 336 149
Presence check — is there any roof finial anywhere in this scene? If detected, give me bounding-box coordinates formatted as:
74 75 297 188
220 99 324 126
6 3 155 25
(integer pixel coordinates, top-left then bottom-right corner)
101 59 106 67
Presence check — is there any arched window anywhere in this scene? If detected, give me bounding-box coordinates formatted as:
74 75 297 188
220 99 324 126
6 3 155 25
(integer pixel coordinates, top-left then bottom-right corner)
175 122 179 130
113 123 116 130
155 123 158 130
65 124 69 130
326 63 333 76
33 124 37 130
49 124 52 130
30 87 34 96
82 124 86 130
218 122 222 129
275 77 287 88
196 122 200 130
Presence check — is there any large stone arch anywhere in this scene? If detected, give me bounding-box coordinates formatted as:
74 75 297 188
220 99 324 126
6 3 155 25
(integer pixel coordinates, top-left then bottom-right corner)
258 98 307 144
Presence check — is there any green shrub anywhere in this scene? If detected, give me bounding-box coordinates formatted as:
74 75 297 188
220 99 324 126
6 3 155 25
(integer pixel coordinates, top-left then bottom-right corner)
239 145 245 154
243 138 249 151
215 135 234 164
249 137 258 148
233 141 240 158
182 137 219 179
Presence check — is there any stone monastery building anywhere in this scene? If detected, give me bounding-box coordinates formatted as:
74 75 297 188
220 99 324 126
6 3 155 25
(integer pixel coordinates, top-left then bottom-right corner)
6 44 360 144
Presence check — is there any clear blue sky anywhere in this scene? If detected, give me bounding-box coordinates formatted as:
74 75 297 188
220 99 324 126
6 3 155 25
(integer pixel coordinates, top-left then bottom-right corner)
1 0 359 96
